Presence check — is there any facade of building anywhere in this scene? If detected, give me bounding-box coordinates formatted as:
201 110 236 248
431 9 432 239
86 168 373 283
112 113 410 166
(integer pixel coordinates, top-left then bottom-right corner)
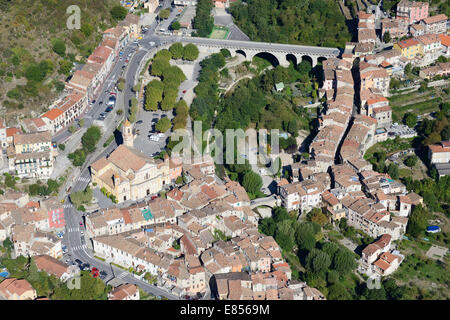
396 0 429 24
7 131 55 179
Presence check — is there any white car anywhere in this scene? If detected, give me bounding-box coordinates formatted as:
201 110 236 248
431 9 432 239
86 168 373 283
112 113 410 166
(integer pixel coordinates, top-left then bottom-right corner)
157 133 164 137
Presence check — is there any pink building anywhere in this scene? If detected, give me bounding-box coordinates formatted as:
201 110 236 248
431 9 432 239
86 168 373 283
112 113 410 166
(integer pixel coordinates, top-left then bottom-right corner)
396 0 428 24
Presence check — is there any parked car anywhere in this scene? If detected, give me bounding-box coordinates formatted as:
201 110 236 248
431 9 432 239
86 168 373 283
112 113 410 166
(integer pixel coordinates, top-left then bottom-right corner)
182 90 187 94
136 120 143 124
75 259 83 265
79 222 83 227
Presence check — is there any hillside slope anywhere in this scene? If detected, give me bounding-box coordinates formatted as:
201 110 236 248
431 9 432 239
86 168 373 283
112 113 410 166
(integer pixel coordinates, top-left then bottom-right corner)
229 0 352 48
0 0 122 124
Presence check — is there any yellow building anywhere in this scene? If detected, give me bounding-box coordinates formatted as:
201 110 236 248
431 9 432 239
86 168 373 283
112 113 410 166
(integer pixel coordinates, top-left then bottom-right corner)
394 38 423 59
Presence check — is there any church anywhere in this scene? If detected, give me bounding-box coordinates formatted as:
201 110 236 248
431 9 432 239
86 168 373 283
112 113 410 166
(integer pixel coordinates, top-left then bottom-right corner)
90 120 174 203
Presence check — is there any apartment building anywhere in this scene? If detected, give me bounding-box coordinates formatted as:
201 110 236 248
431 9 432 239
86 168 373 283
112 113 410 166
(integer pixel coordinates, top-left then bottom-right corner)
420 14 448 34
7 131 55 179
396 0 429 24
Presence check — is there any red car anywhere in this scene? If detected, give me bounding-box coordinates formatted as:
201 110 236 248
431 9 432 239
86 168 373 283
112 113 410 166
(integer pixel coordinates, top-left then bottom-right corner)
182 90 187 94
91 267 99 278
125 59 129 63
79 222 83 227
151 195 158 200
110 92 116 96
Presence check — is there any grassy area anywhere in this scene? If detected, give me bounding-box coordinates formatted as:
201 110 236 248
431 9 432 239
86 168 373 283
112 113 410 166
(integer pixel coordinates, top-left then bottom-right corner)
327 230 344 242
364 137 414 160
393 239 450 299
110 262 127 271
94 255 105 262
209 26 229 39
391 97 442 121
388 91 433 107
103 134 115 148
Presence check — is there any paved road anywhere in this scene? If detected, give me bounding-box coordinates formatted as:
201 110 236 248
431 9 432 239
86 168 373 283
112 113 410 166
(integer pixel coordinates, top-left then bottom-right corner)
61 20 179 300
148 34 340 57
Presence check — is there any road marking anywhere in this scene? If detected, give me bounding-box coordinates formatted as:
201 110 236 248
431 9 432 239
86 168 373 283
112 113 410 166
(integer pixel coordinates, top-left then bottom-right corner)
117 273 127 279
72 244 87 251
77 177 91 183
63 204 73 208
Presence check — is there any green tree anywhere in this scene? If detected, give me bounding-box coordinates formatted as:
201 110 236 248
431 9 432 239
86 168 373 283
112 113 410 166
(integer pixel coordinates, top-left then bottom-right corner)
220 49 231 58
68 149 86 167
407 204 428 238
52 39 66 56
403 112 417 128
332 248 357 275
169 42 184 60
328 283 351 300
296 230 316 252
383 31 391 43
158 8 170 20
81 126 102 153
155 117 171 132
306 248 331 275
259 217 276 236
171 21 181 30
183 44 199 61
111 6 128 20
59 59 73 75
404 155 418 167
387 163 399 180
242 171 263 194
404 63 412 75
4 173 15 188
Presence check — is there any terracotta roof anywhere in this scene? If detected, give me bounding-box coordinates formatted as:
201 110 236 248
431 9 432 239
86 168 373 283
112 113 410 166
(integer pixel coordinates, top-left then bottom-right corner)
0 278 35 298
396 38 419 49
109 283 138 300
42 108 64 121
34 255 69 278
422 14 447 25
439 34 450 47
6 127 21 137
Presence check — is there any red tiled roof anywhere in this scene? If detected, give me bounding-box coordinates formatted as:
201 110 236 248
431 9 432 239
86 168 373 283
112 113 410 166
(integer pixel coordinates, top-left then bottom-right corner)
6 127 21 137
42 108 64 121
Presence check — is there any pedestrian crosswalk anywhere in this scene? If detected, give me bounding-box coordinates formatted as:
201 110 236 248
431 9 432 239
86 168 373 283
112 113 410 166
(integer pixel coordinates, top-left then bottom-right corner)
63 204 73 209
71 244 87 251
77 177 91 183
117 273 127 279
66 227 79 233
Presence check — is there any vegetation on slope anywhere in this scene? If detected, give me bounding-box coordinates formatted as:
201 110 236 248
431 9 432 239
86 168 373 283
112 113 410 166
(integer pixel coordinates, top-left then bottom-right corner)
230 0 352 48
0 0 122 122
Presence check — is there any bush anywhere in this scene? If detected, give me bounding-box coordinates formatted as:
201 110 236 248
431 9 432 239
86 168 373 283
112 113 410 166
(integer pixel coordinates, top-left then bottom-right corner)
52 39 66 56
111 6 127 20
404 155 418 167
